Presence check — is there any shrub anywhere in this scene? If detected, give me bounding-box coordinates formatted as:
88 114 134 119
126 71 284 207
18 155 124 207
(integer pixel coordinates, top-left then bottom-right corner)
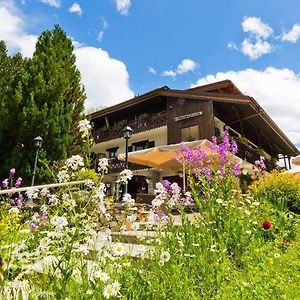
74 168 99 185
249 170 300 213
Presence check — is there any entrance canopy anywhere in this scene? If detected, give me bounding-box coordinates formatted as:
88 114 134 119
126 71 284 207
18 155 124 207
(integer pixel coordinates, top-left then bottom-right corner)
118 139 242 172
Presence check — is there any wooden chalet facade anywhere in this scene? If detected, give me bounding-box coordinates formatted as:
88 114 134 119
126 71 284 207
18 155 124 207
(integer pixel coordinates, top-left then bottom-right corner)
90 80 299 199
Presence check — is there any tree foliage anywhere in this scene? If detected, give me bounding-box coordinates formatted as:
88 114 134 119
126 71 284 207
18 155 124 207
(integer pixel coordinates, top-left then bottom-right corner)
0 25 86 183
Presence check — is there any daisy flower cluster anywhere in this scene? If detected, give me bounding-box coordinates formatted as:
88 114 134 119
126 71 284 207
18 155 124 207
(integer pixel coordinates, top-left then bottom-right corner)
78 119 92 139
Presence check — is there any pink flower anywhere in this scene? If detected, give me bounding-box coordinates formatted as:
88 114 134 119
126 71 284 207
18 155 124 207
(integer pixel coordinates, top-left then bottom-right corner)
9 168 16 178
14 177 22 188
2 179 9 188
30 223 38 231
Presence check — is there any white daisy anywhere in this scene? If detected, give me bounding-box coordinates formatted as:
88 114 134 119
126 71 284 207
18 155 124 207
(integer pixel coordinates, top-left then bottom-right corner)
113 243 126 256
111 280 121 294
159 251 170 264
95 271 109 282
103 284 115 298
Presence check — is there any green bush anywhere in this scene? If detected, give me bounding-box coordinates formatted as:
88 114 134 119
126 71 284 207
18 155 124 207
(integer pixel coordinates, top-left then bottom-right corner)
249 170 300 213
74 168 99 185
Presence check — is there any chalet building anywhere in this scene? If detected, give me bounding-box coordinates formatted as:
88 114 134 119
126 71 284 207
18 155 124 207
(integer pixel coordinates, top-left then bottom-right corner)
90 80 299 199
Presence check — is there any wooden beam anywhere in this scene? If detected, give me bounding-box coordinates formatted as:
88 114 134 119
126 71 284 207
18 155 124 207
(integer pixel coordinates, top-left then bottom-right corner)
232 106 244 135
227 113 260 126
105 116 110 128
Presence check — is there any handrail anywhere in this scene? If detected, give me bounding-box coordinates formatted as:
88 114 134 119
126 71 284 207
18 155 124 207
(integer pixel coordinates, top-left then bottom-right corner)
0 180 86 195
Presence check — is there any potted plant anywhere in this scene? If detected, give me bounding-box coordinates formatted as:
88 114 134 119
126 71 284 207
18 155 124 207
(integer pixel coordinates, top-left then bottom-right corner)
138 113 150 120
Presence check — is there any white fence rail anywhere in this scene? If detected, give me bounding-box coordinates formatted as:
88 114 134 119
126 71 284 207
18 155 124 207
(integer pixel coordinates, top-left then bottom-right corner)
0 180 86 196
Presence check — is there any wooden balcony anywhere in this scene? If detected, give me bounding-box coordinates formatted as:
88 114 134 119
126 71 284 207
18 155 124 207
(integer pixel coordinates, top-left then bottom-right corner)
236 140 277 171
108 158 149 174
94 111 168 143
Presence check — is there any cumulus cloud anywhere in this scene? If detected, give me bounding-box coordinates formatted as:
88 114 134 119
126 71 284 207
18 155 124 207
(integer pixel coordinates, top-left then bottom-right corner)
161 70 177 77
242 16 273 39
40 0 60 8
192 67 300 145
68 2 82 16
114 0 131 16
281 24 300 43
229 16 274 60
75 47 134 109
161 58 198 77
241 38 272 60
0 1 37 57
0 1 134 111
177 58 197 74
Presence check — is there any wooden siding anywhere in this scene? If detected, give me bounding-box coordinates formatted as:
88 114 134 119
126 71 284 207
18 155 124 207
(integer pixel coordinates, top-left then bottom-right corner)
167 97 214 144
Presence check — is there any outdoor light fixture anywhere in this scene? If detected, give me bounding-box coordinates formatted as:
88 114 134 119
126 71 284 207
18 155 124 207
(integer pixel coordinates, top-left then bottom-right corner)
27 136 43 205
122 126 133 194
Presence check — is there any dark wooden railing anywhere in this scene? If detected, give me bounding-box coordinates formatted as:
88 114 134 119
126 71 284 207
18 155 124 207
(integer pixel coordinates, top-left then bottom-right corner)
94 111 167 143
108 158 149 174
236 141 276 171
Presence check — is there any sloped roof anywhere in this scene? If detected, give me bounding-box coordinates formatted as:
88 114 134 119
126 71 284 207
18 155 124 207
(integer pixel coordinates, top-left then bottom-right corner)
90 80 299 156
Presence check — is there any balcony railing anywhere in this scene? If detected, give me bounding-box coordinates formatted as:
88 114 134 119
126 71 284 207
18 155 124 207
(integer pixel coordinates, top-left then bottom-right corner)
108 158 149 174
236 140 276 171
94 111 167 143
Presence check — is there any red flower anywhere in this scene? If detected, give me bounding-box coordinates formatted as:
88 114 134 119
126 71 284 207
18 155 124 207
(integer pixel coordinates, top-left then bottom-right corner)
281 239 289 247
262 220 272 230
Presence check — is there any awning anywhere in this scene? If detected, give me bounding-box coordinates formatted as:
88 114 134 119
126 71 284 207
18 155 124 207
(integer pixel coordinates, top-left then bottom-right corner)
118 139 242 172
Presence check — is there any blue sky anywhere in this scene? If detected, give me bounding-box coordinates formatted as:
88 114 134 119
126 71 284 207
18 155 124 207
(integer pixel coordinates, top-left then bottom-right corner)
1 0 300 148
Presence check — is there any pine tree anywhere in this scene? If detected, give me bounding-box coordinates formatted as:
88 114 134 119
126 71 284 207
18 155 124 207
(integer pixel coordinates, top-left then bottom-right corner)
0 26 86 183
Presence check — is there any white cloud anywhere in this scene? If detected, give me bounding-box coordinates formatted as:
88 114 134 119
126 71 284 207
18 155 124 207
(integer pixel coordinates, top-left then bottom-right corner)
0 1 37 57
114 0 131 16
101 17 109 30
148 67 156 74
192 67 300 145
241 38 272 60
161 70 177 77
40 0 60 8
97 31 104 42
176 58 197 74
68 2 82 16
161 58 197 77
0 1 134 111
227 42 238 50
229 16 274 60
242 16 273 39
75 47 134 109
97 17 109 42
281 24 300 43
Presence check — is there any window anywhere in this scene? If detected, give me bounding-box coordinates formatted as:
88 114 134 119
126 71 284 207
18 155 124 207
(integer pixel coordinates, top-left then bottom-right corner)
131 140 155 151
181 125 199 142
106 147 118 158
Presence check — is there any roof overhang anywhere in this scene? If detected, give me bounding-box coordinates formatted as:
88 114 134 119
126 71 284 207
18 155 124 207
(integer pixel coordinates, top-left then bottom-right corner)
89 80 299 157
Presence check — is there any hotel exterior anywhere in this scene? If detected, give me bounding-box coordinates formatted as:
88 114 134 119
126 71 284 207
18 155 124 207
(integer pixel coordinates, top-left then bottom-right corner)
90 80 299 200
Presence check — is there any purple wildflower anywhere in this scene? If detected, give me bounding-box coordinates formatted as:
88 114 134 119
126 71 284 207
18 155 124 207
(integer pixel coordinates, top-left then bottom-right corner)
255 156 266 171
14 177 22 188
16 193 23 209
9 168 16 178
163 180 172 192
30 223 38 231
2 179 9 188
230 140 238 155
204 167 212 181
232 164 240 176
42 211 49 226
